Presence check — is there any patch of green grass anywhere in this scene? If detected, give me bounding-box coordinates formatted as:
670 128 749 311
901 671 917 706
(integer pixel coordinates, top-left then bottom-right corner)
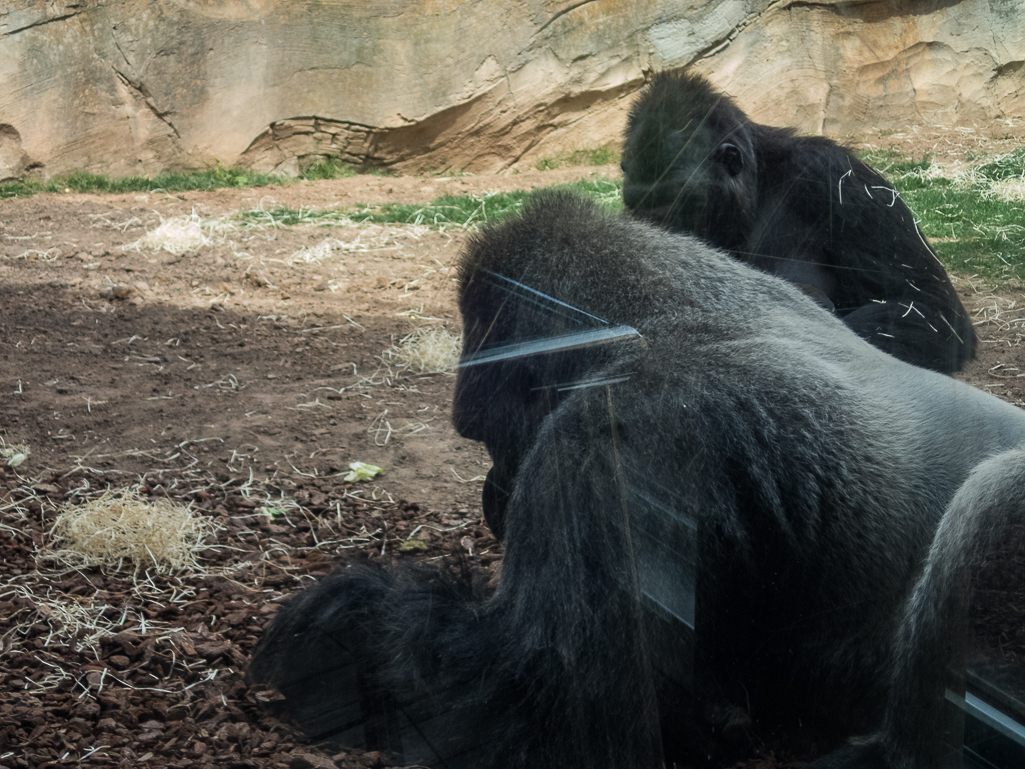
238 207 339 227
858 148 1025 284
237 192 529 229
0 164 290 199
901 186 1025 283
241 178 625 230
858 150 938 190
360 177 623 225
352 191 529 227
0 157 372 199
975 147 1025 182
298 158 358 181
557 177 623 210
535 147 620 171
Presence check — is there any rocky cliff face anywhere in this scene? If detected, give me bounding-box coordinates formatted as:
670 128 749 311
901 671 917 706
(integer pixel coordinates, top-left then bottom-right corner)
1 0 1022 179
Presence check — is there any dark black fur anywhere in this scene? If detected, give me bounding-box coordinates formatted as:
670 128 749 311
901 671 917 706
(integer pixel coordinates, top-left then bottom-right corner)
621 70 976 374
250 194 1025 767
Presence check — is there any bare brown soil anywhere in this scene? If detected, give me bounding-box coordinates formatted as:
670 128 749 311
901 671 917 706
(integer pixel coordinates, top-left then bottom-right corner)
0 164 617 510
2 162 1025 769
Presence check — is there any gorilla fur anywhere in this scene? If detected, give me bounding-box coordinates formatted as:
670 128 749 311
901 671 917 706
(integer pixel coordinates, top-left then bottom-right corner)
621 70 976 374
250 193 1025 768
810 448 1025 769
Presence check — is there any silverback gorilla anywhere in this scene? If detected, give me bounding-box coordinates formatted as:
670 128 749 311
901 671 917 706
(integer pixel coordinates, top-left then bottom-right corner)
621 70 976 375
249 193 1025 768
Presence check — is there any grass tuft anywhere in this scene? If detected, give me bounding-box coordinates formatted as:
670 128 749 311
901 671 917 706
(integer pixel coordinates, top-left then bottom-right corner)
535 147 620 171
46 488 220 574
975 147 1025 182
123 212 239 254
298 157 359 181
384 327 462 374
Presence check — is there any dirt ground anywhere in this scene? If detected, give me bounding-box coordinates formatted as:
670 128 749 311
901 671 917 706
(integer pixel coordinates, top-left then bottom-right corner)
2 147 1025 769
0 165 620 511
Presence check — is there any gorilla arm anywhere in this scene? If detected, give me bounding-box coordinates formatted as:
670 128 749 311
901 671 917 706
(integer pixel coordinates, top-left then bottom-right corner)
809 448 1025 769
249 383 668 769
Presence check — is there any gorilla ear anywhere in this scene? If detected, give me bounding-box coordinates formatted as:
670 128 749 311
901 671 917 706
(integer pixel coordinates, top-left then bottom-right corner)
715 143 744 176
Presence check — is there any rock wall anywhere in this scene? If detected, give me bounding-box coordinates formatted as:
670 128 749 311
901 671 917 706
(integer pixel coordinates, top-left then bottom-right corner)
1 0 1022 180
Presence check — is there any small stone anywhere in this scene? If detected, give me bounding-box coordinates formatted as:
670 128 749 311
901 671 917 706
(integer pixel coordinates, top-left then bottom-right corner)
98 284 132 300
109 654 130 669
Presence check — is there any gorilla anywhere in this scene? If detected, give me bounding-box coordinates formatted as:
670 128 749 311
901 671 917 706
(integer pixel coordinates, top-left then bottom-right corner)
249 193 1025 768
621 70 976 375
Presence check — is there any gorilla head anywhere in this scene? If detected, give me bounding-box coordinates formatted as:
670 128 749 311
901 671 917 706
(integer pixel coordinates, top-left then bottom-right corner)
621 70 758 251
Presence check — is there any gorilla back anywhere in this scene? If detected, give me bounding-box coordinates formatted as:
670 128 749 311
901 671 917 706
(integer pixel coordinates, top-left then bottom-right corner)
621 70 976 374
250 193 1025 768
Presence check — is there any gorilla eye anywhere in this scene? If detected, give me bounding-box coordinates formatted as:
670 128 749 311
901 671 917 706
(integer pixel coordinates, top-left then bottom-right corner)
716 143 744 176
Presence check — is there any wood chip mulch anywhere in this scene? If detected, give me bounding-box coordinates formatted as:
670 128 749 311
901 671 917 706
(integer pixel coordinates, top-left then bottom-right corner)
0 464 498 769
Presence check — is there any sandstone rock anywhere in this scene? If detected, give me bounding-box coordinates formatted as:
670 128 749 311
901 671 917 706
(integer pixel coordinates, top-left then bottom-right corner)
0 123 38 181
694 0 1025 137
0 1 1021 179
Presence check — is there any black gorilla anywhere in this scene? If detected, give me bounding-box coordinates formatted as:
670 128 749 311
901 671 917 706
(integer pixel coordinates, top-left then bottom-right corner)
249 193 1025 768
621 70 976 374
